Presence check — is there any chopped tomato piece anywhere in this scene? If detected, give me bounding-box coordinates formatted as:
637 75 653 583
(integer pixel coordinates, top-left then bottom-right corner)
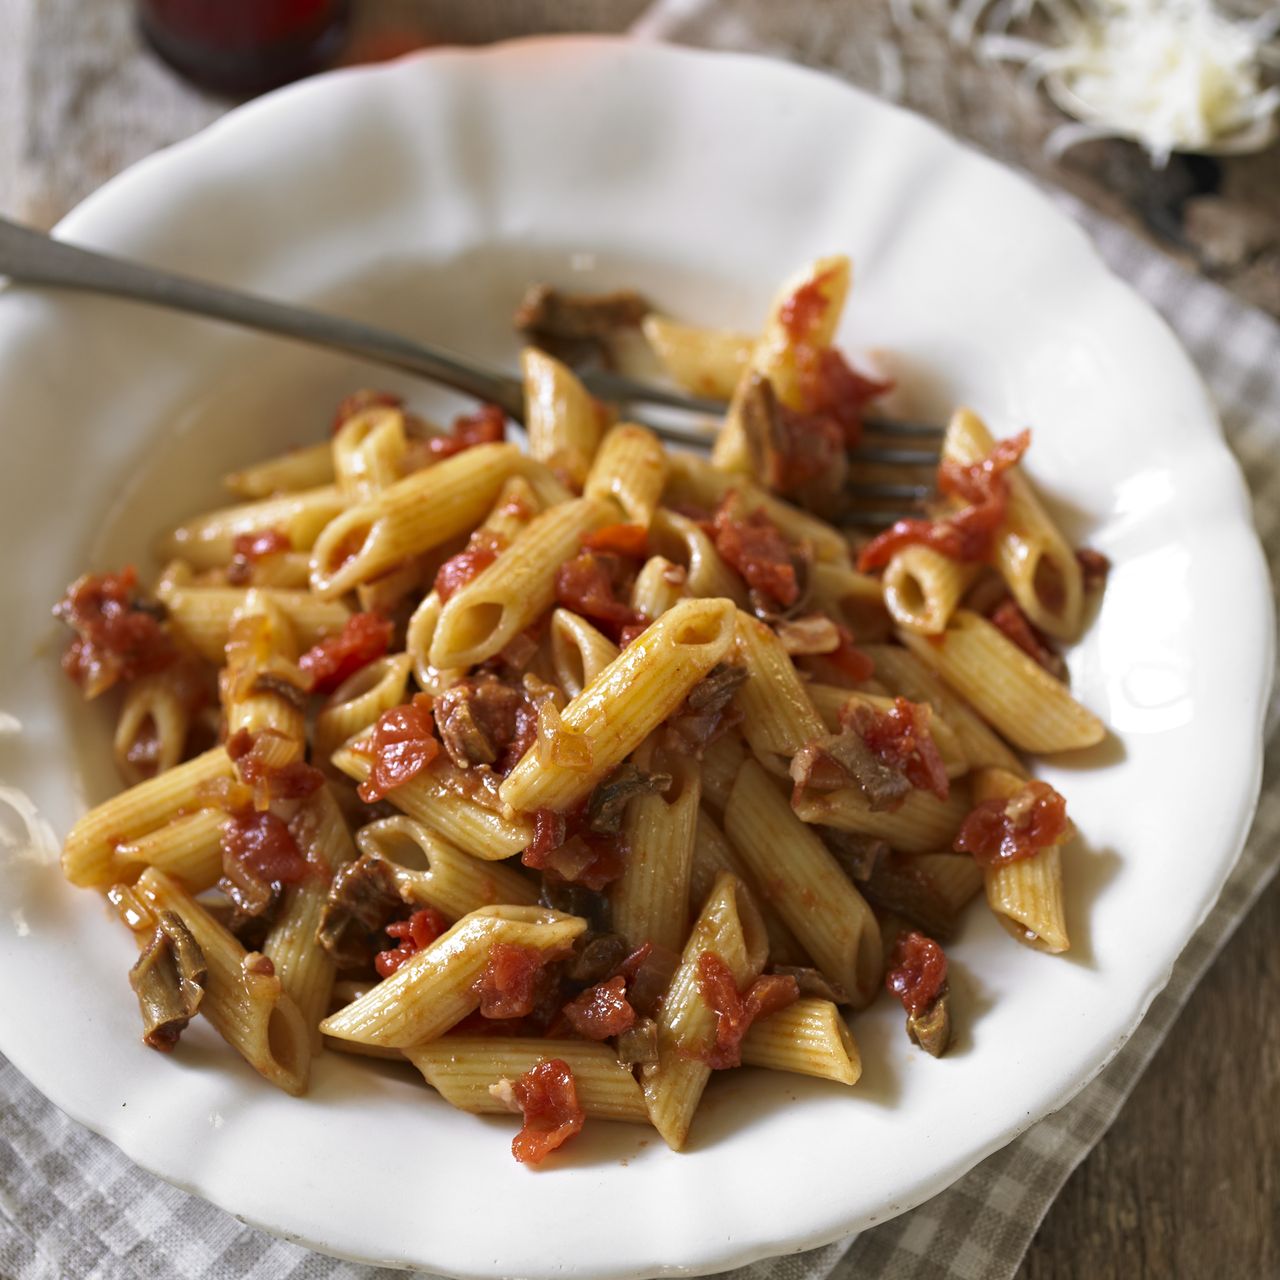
374 906 450 978
355 693 440 802
434 531 504 603
857 431 1030 572
827 622 875 682
332 389 402 434
226 527 292 585
989 600 1064 678
521 806 627 891
562 975 636 1040
298 612 394 694
694 952 799 1069
581 523 649 558
427 404 507 459
509 1059 585 1164
885 930 947 1018
842 697 949 801
794 346 891 447
53 567 175 698
710 494 799 609
554 551 643 639
478 942 558 1019
220 810 309 889
778 271 835 344
954 780 1069 868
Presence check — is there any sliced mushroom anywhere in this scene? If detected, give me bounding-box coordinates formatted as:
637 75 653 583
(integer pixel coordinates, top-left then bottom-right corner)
316 852 404 970
906 987 951 1058
586 763 673 836
127 910 207 1052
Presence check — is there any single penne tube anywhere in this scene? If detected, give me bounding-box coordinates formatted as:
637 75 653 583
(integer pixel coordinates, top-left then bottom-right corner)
725 760 882 1007
521 347 604 487
319 905 586 1049
909 852 985 919
584 423 668 526
641 314 755 400
629 555 687 621
861 643 1026 776
664 452 852 567
882 544 980 636
479 473 545 544
355 816 539 917
896 612 1105 753
430 496 617 669
648 508 748 605
114 808 226 893
944 409 1083 639
405 591 466 696
549 609 620 699
240 550 313 589
973 767 1070 953
264 786 358 1049
805 686 967 779
741 997 861 1086
225 441 335 499
332 406 407 500
753 255 851 410
308 444 568 597
792 776 973 855
613 747 701 953
806 561 892 640
733 611 826 772
63 746 235 888
405 1036 649 1124
133 868 311 1095
698 731 747 816
221 593 305 748
313 652 413 763
157 582 351 665
113 669 194 785
499 597 737 814
642 870 768 1150
331 740 534 860
691 807 808 966
157 485 347 569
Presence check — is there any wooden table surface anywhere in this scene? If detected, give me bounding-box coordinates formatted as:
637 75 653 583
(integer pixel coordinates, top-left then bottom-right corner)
3 3 1277 1277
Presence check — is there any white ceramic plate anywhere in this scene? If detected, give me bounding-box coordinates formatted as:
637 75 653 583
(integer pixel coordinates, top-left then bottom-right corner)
0 38 1270 1279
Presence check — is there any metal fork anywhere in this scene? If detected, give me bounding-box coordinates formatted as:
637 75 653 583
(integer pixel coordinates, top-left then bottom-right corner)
0 216 940 521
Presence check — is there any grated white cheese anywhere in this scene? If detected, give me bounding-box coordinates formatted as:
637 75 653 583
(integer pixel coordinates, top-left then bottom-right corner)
920 0 1280 162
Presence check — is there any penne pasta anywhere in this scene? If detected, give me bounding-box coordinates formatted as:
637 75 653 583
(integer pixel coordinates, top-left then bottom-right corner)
549 609 620 698
791 775 973 855
733 611 826 773
944 409 1083 639
225 441 335 499
641 314 755 400
132 868 311 1094
313 652 413 763
641 871 767 1150
972 767 1070 953
882 545 980 636
499 597 737 814
584 423 668 526
521 347 605 487
897 612 1105 753
741 998 861 1085
725 760 882 1007
319 905 586 1049
158 485 347 569
406 1036 649 1124
63 746 235 888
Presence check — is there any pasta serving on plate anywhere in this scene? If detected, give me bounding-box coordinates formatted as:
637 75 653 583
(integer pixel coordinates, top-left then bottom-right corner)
53 255 1108 1164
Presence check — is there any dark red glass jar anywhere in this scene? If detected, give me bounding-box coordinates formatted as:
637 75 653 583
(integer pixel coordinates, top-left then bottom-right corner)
138 0 350 96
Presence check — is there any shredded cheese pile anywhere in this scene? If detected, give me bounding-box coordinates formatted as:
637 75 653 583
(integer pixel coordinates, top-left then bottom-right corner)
922 0 1280 161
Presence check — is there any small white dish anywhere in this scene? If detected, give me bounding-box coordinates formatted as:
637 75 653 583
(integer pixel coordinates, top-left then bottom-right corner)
0 37 1270 1279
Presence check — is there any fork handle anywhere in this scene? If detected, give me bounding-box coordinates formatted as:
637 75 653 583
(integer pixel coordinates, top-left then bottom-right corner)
0 217 526 419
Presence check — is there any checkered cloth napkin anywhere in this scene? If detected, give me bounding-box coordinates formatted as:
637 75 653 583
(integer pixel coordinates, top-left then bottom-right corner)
4 6 1279 1279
